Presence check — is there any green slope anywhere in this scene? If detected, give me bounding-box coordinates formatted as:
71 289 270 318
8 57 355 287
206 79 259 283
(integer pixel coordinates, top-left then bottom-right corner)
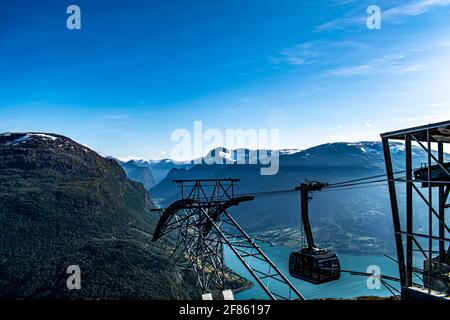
0 132 200 299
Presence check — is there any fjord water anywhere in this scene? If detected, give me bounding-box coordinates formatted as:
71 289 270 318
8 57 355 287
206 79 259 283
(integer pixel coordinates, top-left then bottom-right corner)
224 246 399 300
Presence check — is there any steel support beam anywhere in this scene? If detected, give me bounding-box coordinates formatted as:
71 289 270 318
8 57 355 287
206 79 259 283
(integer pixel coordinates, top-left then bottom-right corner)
382 137 407 293
405 135 413 287
438 142 446 263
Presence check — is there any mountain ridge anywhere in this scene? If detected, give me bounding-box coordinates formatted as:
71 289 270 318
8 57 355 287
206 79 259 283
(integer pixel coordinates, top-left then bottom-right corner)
0 132 202 299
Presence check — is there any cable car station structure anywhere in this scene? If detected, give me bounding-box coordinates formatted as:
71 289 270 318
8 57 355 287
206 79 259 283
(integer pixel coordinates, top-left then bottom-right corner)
381 120 450 300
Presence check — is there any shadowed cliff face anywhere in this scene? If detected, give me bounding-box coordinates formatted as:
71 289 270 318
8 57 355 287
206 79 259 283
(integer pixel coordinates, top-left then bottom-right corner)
121 160 156 190
0 132 201 299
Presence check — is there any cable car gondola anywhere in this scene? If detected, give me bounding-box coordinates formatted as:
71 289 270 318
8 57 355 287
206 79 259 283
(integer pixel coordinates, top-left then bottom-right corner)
289 248 341 284
289 181 341 284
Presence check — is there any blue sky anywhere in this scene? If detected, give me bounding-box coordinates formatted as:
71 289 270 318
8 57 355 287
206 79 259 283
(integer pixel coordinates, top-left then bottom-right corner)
1 0 449 160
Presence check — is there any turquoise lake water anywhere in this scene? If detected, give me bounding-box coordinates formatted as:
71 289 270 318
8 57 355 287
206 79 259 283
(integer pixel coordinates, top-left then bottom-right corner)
224 246 400 300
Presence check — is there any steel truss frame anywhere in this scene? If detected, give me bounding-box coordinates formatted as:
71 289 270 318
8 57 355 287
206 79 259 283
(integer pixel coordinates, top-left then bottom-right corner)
152 178 305 300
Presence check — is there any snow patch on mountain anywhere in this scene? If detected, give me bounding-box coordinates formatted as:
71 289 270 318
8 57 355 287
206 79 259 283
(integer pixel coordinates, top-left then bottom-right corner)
1 133 58 146
279 149 301 156
218 150 236 163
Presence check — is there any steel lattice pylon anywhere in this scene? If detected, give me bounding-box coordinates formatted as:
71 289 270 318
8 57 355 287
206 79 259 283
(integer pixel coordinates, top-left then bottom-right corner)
152 178 305 300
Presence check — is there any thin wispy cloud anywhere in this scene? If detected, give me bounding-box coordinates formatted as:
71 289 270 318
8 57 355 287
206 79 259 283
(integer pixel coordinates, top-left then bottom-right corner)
271 42 320 65
316 0 450 32
423 101 450 107
393 104 450 124
272 41 366 66
316 19 356 32
323 53 430 77
384 0 450 20
102 114 132 121
322 32 450 78
272 36 442 80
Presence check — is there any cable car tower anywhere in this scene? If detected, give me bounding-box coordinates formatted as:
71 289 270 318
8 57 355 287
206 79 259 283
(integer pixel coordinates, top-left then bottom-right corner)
152 178 305 300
